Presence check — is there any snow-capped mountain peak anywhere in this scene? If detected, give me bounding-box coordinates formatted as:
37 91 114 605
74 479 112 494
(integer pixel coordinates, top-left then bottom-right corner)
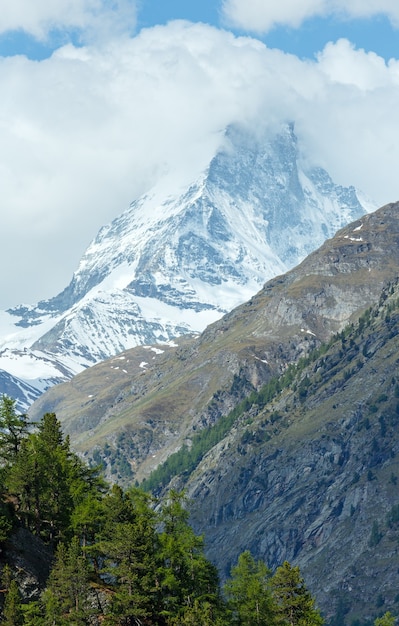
1 122 373 409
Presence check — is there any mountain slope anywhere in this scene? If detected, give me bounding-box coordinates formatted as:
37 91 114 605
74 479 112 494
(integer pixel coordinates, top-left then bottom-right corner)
30 202 399 476
182 277 399 624
1 123 369 409
30 200 399 621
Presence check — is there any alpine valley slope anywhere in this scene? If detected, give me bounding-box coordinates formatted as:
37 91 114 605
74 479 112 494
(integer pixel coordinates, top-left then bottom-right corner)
31 201 399 623
31 201 399 477
180 254 399 624
0 123 370 410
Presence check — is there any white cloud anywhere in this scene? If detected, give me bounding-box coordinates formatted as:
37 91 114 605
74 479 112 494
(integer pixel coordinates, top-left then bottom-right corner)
0 0 137 42
222 0 326 32
295 46 399 201
222 0 399 33
1 22 399 309
339 0 399 25
317 39 399 89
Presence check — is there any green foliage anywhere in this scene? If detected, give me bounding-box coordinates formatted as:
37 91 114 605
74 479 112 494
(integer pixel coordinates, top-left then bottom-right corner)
94 486 160 624
21 601 46 626
0 402 328 626
0 514 12 543
166 598 229 625
0 497 13 543
0 395 30 463
5 412 103 544
271 560 324 625
2 578 23 626
224 550 273 625
158 490 222 620
43 536 93 625
224 553 324 626
1 565 23 626
374 612 396 626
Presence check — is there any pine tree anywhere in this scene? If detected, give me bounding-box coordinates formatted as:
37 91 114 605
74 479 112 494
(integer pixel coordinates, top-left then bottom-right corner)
224 550 273 626
94 486 160 624
167 598 229 625
271 561 323 626
159 490 223 622
21 601 46 626
43 536 93 625
0 395 29 463
5 413 70 539
0 511 12 544
1 565 23 626
4 436 39 533
6 412 103 544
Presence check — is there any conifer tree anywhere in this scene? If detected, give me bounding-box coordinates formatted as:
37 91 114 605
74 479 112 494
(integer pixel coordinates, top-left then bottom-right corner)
6 412 103 544
167 598 229 625
0 395 29 463
0 511 12 544
159 490 222 622
43 536 93 625
271 560 323 626
1 565 23 626
374 612 396 626
21 601 46 626
94 485 160 624
3 579 23 626
224 550 273 626
71 492 106 550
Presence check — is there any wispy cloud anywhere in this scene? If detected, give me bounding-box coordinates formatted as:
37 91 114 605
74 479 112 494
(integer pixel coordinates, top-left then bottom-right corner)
0 0 137 43
221 0 399 33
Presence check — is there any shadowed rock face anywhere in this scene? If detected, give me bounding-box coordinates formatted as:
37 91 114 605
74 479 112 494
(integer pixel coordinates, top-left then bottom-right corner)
184 301 399 622
2 528 52 602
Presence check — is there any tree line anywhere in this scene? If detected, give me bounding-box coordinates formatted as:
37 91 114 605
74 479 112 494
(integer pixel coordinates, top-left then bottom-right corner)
0 396 395 625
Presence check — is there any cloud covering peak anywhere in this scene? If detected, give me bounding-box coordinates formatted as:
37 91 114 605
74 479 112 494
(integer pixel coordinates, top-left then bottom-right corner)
0 19 399 308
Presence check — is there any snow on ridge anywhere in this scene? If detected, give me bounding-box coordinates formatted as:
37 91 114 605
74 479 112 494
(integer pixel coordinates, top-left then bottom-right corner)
0 350 67 389
0 310 63 352
344 235 363 242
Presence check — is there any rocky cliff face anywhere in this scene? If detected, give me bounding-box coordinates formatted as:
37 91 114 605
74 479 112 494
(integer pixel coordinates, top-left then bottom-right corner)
183 278 399 623
1 123 369 410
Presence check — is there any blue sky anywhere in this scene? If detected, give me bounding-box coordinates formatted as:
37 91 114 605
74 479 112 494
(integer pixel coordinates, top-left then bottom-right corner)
1 1 398 62
1 0 399 307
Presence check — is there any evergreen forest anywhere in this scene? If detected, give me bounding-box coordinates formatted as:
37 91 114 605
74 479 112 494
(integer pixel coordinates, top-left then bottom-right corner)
0 396 395 625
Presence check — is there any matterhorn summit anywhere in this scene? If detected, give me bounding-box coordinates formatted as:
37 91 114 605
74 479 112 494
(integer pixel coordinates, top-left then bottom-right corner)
0 123 372 409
